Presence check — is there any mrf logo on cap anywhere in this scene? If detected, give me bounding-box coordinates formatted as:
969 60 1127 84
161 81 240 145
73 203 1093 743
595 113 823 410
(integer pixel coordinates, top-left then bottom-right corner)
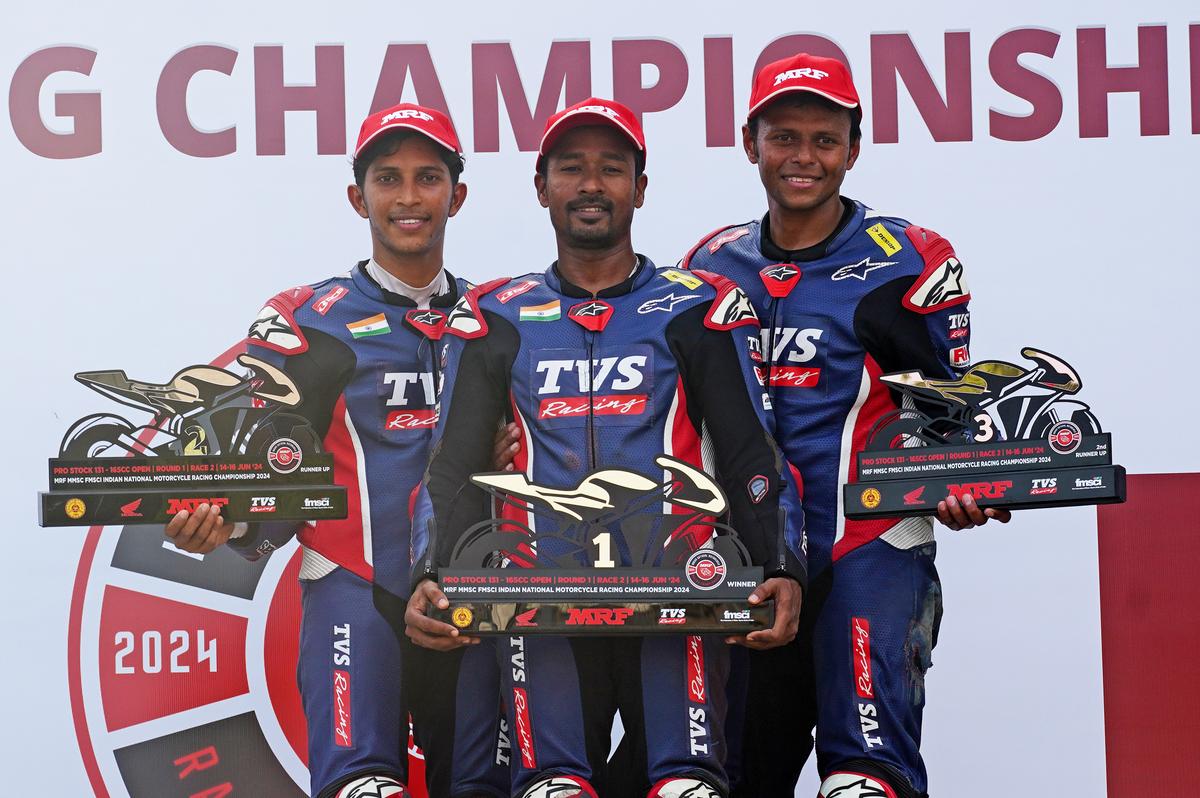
353 102 462 158
774 67 829 85
537 97 646 168
748 53 862 121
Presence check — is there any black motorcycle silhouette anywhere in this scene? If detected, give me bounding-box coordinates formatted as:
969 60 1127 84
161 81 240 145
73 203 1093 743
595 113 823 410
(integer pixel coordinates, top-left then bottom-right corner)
867 347 1101 450
448 455 752 571
60 354 318 458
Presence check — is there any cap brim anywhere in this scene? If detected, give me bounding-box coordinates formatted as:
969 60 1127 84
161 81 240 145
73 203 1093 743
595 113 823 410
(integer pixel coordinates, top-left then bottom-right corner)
748 85 860 120
354 122 461 158
539 110 644 157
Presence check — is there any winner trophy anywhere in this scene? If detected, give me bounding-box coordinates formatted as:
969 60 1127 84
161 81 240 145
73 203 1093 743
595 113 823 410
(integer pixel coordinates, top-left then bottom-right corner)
430 455 774 635
845 347 1125 518
39 354 345 526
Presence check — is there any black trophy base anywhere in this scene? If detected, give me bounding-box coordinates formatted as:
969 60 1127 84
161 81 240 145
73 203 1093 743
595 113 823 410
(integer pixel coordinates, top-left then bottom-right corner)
431 600 774 635
844 464 1126 519
38 486 348 526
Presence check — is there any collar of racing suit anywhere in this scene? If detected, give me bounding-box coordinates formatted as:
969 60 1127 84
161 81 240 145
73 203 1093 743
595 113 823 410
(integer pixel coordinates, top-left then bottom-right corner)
545 254 651 297
354 260 460 308
759 196 857 263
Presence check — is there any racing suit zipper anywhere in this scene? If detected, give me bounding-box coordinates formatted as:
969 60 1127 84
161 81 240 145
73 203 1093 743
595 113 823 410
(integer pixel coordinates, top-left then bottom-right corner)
585 324 597 470
765 294 781 406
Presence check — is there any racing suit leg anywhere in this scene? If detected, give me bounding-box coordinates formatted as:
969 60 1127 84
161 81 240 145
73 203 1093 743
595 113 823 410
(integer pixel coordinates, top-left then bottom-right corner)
812 538 942 798
637 635 729 797
299 564 407 798
500 635 603 797
408 638 511 797
730 567 832 797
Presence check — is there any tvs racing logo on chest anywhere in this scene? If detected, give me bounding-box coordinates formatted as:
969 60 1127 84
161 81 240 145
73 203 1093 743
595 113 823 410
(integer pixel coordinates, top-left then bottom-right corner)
533 350 652 420
763 326 825 387
383 371 437 431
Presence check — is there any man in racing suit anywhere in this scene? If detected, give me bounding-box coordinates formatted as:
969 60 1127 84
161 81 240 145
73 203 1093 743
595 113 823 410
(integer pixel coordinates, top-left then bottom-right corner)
164 103 514 798
683 55 1009 798
404 98 807 798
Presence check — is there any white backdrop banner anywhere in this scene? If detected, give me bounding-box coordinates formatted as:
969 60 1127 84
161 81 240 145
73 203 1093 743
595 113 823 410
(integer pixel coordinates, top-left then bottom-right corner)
4 1 1197 795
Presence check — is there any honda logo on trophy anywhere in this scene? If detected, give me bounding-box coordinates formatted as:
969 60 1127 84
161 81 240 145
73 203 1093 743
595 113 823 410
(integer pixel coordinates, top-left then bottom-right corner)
430 455 774 634
844 347 1125 518
38 354 346 525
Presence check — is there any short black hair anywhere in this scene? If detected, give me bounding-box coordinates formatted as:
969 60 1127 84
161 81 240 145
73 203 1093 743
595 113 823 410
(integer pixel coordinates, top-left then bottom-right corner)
353 129 465 188
748 92 862 144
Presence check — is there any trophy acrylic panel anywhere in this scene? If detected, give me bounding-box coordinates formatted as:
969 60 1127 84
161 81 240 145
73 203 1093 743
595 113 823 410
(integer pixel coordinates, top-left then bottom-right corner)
845 348 1125 519
431 455 774 635
40 355 346 525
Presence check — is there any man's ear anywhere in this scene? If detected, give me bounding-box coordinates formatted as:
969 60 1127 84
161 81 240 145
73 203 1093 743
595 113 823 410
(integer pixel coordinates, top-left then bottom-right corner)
347 183 368 218
633 172 648 209
448 181 468 218
742 124 759 165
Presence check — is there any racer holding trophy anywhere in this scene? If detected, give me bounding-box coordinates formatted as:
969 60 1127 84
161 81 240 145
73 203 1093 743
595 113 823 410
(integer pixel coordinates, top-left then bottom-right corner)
163 103 517 798
405 98 807 798
683 54 1010 798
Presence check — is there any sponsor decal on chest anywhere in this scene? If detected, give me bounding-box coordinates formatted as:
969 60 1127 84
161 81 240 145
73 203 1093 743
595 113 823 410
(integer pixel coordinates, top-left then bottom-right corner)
761 324 827 389
865 222 904 256
312 285 349 315
831 257 898 282
529 346 654 425
496 280 540 304
707 227 750 253
382 371 438 431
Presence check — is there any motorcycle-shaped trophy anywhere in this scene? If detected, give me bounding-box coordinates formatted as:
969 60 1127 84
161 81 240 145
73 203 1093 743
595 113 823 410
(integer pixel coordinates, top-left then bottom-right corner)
39 355 346 526
845 348 1125 518
430 455 774 634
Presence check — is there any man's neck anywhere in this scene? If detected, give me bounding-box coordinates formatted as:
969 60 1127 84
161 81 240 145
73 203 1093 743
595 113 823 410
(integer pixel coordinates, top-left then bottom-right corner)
766 196 845 251
555 240 638 295
371 247 444 289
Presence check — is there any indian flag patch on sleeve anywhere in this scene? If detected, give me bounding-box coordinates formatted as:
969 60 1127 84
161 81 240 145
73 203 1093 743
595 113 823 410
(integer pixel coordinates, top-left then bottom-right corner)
519 300 561 322
347 313 391 338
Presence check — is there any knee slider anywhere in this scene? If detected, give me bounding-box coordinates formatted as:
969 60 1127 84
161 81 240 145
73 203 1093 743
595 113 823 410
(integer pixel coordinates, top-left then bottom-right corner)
649 776 721 798
819 771 898 798
520 775 596 798
335 774 408 798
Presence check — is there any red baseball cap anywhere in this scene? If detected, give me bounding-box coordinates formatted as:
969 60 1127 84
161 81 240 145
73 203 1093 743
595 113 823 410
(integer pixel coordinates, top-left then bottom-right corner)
537 97 646 167
748 53 861 121
353 103 462 159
